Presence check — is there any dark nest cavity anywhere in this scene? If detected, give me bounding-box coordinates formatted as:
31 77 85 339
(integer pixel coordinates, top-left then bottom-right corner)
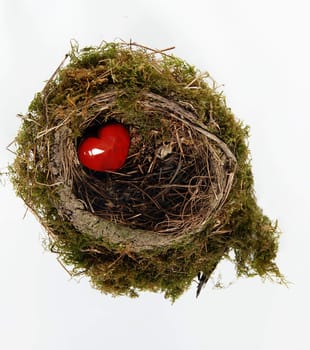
60 92 237 235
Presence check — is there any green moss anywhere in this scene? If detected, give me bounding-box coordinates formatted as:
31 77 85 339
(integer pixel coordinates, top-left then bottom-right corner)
10 41 284 300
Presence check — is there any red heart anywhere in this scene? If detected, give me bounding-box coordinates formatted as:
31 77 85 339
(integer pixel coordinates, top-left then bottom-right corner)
78 123 130 172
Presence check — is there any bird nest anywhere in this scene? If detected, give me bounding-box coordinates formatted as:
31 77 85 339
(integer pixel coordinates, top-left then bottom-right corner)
10 42 284 299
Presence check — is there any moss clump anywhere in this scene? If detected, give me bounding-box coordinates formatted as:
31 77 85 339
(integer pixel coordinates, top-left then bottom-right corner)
10 41 284 300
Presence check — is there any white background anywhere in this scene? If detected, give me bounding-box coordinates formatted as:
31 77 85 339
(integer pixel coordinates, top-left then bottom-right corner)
1 1 309 349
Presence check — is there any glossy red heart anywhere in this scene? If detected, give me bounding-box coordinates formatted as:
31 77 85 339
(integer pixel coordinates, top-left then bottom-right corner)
78 123 130 172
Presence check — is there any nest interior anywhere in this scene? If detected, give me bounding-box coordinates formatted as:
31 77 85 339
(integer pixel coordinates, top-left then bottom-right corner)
10 42 284 300
61 91 237 236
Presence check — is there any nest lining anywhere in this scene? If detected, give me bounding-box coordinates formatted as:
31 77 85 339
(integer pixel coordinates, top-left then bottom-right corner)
50 90 237 242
